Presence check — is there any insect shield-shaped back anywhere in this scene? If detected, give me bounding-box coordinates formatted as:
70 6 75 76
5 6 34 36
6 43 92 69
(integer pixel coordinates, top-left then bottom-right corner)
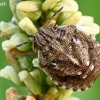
35 25 100 91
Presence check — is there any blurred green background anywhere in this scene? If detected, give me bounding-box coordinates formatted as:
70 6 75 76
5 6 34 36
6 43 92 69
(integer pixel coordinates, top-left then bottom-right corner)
0 0 100 100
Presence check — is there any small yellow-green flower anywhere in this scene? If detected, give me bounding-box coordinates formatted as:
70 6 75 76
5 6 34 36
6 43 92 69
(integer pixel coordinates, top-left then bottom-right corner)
16 1 42 20
0 21 21 35
18 70 41 95
0 66 21 85
76 16 100 37
18 17 38 35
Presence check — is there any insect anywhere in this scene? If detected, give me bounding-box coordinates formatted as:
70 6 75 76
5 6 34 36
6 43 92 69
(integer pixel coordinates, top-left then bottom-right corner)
36 24 100 91
16 7 100 91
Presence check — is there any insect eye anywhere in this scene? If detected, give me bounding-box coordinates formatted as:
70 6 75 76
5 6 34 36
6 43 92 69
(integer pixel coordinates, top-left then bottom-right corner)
53 27 57 31
52 23 58 31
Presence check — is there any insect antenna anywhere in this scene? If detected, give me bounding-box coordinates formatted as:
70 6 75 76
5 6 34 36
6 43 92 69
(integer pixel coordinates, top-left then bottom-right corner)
47 7 63 25
15 41 30 48
15 35 37 52
15 41 31 48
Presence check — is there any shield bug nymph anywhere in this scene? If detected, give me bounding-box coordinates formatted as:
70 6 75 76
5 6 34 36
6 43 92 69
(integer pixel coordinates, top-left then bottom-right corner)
36 24 100 91
16 7 100 91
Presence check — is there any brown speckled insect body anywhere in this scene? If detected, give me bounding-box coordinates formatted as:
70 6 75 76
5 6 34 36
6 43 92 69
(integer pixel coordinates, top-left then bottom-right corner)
35 25 100 91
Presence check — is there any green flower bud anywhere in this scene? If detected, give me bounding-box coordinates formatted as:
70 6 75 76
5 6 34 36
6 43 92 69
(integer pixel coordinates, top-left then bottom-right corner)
18 70 41 95
0 66 22 85
57 93 71 100
42 0 61 11
46 11 59 23
57 88 73 100
2 40 14 51
18 17 37 35
67 97 80 100
47 87 58 95
57 12 72 25
46 11 55 20
10 33 32 51
30 69 41 83
53 0 78 13
16 1 42 20
17 55 33 71
46 76 55 86
0 21 21 36
61 11 82 25
6 87 25 100
32 58 40 67
43 87 59 100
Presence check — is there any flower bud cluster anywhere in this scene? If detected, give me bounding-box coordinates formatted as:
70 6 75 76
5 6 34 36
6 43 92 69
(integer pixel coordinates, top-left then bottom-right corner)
0 0 100 100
